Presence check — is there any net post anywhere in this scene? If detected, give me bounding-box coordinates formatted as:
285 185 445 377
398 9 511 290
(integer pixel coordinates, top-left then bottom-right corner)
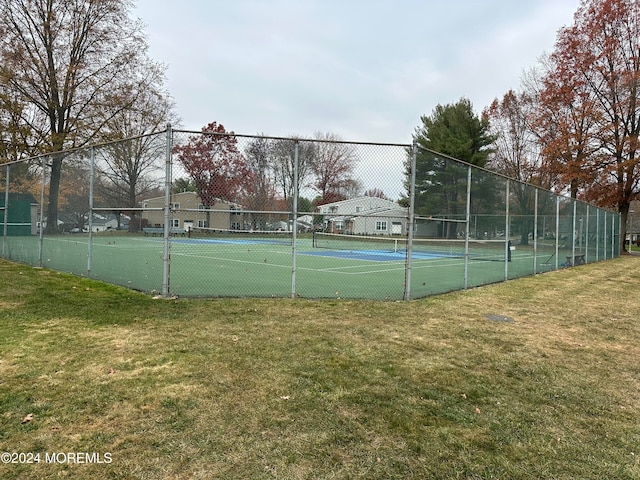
291 141 299 299
403 143 417 301
162 124 172 297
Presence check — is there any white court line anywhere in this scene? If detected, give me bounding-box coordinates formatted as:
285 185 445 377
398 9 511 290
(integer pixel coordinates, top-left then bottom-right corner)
171 251 407 275
42 236 161 250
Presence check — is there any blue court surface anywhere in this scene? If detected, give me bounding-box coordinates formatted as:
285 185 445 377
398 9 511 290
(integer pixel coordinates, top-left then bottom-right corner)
156 237 291 246
301 249 454 262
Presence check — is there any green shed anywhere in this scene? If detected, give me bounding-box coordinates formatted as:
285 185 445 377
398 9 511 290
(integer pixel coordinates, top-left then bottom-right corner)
0 192 39 236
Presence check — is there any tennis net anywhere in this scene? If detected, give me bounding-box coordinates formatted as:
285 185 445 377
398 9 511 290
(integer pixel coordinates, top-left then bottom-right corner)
190 227 294 245
312 232 508 261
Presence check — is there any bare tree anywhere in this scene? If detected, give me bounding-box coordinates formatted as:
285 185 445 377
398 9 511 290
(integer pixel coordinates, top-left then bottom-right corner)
94 87 177 230
244 135 278 208
486 90 544 185
310 132 359 204
486 90 548 245
364 188 390 199
271 137 315 206
0 0 166 232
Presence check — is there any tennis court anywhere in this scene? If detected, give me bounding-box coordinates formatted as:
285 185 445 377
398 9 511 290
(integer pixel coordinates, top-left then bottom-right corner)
0 131 621 300
1 230 571 300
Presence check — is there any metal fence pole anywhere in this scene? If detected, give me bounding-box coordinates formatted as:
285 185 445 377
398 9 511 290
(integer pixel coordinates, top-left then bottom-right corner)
533 189 539 273
464 165 471 289
584 205 590 263
38 156 46 267
291 141 299 299
603 212 608 260
611 214 616 258
162 124 173 297
555 196 560 269
572 201 577 264
87 147 95 276
2 165 9 257
596 209 600 261
403 143 417 301
504 179 510 281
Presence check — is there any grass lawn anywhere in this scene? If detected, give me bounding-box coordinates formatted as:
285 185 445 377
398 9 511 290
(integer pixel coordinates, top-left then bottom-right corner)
1 256 640 479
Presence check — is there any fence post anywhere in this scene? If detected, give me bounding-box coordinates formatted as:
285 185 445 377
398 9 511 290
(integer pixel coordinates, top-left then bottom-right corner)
403 143 417 301
603 212 608 260
612 212 617 257
464 165 471 289
533 189 539 273
2 164 9 257
504 179 510 281
596 209 600 261
87 147 95 276
572 200 577 265
290 141 299 299
38 156 46 267
162 124 173 297
555 197 560 269
584 205 590 263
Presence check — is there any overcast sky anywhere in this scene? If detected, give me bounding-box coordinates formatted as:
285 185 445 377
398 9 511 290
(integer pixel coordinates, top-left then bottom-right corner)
133 0 580 145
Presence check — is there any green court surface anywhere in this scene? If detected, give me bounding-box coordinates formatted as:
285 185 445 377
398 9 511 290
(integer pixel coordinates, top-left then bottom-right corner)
1 233 581 300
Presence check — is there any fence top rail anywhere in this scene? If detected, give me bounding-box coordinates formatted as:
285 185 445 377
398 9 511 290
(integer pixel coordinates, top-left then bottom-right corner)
172 128 413 148
0 130 166 166
92 207 164 212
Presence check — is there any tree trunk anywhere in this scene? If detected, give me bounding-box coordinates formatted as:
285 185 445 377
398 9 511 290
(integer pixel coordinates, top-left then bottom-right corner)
45 155 63 234
128 182 137 232
620 203 629 253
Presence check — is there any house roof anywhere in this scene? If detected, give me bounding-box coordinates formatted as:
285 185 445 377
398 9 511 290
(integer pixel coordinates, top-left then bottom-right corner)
0 192 38 205
317 195 401 210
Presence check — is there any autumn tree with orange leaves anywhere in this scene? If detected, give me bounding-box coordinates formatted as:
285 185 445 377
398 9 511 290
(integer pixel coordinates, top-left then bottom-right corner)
536 0 640 251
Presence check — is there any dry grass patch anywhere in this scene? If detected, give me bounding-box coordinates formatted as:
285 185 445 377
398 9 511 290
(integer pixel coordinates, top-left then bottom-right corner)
1 258 640 479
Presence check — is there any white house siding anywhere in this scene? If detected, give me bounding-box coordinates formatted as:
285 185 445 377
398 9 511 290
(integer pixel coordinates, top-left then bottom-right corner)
318 197 408 236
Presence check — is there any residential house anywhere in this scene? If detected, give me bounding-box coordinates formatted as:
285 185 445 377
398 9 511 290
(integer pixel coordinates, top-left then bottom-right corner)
316 196 407 235
141 191 243 232
89 213 129 232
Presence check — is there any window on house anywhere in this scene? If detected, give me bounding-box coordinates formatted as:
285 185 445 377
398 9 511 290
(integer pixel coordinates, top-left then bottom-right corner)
375 221 387 231
172 203 180 209
198 220 207 228
171 219 180 228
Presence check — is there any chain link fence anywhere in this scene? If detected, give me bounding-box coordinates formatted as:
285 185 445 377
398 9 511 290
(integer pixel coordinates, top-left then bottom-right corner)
0 126 621 300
